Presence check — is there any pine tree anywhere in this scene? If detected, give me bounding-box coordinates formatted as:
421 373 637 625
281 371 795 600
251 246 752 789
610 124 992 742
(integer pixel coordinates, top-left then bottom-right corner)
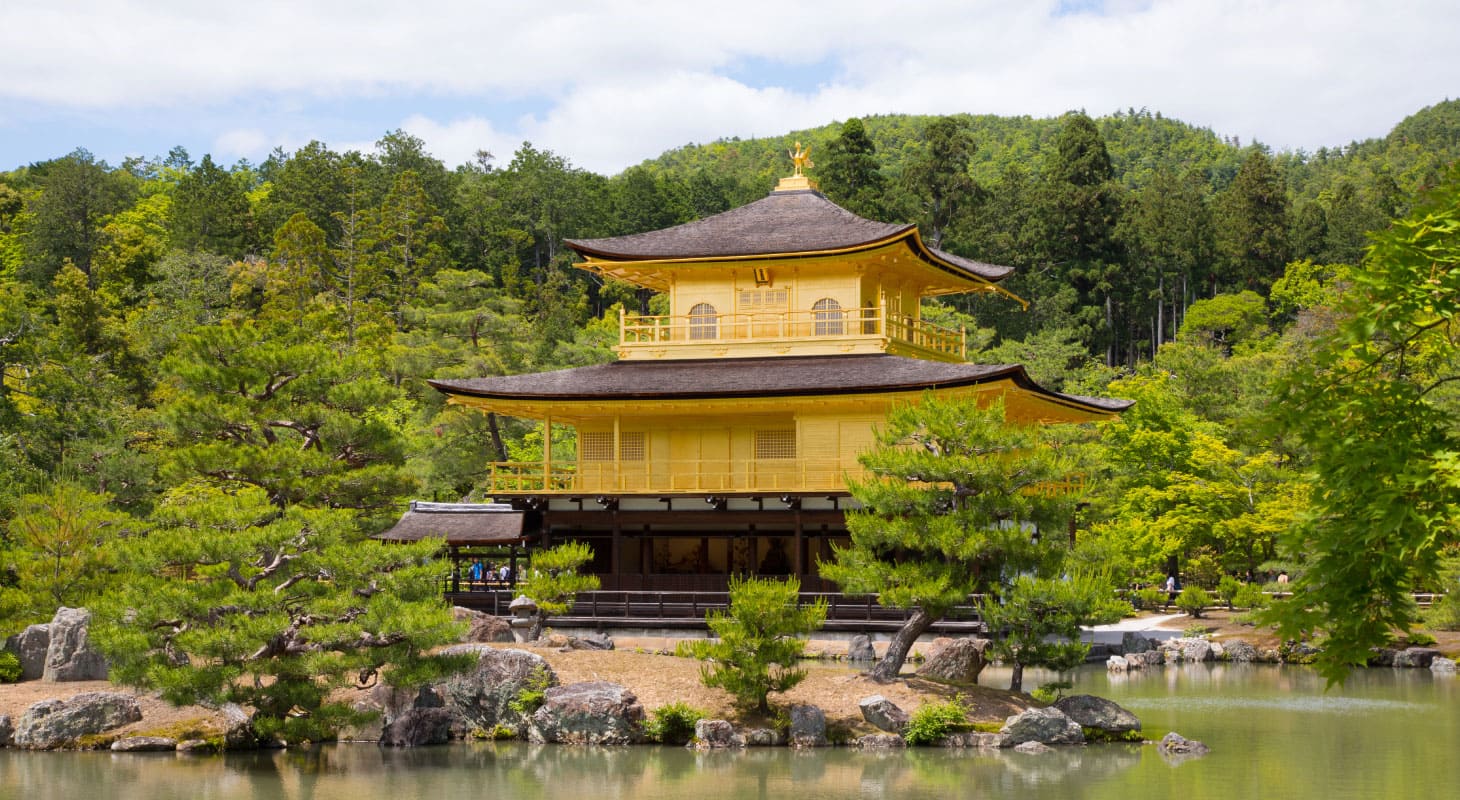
819 118 886 219
1214 148 1290 292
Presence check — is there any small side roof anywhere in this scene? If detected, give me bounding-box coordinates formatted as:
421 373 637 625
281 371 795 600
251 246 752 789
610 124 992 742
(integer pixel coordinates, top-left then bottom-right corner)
375 501 528 546
565 189 1014 284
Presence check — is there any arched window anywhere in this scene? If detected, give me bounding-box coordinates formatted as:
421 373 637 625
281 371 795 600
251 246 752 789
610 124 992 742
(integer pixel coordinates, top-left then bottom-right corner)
688 302 718 340
812 298 844 336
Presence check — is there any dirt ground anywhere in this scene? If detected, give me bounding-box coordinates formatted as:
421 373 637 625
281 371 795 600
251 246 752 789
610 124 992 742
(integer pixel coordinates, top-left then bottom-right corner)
0 636 1029 740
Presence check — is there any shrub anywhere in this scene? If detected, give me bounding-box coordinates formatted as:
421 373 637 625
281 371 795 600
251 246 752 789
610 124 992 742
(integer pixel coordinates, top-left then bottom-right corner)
904 696 970 746
0 651 23 683
690 576 826 714
1232 583 1268 610
1405 631 1438 647
1133 587 1167 611
1217 575 1243 610
1175 586 1213 618
645 701 705 745
1030 680 1072 704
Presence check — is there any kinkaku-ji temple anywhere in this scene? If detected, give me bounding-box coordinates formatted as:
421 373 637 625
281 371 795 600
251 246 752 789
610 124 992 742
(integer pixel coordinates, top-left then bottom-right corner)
379 154 1132 631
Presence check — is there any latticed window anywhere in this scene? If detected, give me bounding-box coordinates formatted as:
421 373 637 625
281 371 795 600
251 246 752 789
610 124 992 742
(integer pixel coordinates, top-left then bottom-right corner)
689 302 718 340
581 431 646 461
581 432 614 461
739 289 788 308
754 429 797 460
812 297 844 335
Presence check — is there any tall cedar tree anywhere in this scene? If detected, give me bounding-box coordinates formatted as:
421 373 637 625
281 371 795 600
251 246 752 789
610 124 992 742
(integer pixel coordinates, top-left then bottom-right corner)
901 117 978 250
1035 113 1126 364
1214 148 1290 292
169 154 254 258
821 395 1084 681
819 118 886 219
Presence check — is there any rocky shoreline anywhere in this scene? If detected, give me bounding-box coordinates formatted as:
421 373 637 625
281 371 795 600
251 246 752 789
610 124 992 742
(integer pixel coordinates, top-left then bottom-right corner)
6 607 1455 755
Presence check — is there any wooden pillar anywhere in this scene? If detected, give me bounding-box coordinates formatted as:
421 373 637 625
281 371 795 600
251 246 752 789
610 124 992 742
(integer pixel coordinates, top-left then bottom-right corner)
794 511 805 578
542 412 553 490
611 511 622 581
508 545 519 590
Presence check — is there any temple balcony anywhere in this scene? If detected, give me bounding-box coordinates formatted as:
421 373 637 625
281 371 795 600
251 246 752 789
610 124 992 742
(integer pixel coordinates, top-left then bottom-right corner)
487 458 849 495
485 459 1086 497
616 306 967 362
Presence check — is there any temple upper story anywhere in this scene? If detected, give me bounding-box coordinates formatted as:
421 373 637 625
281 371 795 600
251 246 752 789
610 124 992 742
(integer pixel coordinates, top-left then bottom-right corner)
566 184 1025 362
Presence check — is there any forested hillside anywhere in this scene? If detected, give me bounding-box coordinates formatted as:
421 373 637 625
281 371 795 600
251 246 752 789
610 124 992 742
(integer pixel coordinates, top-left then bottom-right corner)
3 100 1460 679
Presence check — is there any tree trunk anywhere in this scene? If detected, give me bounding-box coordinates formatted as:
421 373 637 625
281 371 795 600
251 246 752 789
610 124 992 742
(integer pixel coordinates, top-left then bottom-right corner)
867 607 936 682
1009 662 1025 693
528 611 546 642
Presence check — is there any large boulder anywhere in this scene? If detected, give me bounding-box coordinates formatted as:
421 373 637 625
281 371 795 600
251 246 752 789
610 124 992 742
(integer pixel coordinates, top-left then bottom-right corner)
1224 640 1258 662
465 614 515 644
692 718 743 748
42 608 109 682
1164 637 1214 664
4 624 51 680
1000 707 1085 746
436 646 557 735
13 692 141 749
743 727 783 747
848 635 876 662
221 703 258 750
1431 656 1457 674
915 638 990 684
528 681 644 745
380 707 455 747
1121 632 1156 654
0 714 12 747
1106 655 1128 672
1053 695 1141 733
1393 648 1441 669
788 703 828 748
858 695 909 734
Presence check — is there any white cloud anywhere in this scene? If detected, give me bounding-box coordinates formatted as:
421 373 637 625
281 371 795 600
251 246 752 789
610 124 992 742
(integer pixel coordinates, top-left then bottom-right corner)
3 1 1459 172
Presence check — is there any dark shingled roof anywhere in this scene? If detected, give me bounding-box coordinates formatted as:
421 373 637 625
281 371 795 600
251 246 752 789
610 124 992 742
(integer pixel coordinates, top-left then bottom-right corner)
429 354 1133 413
566 189 1014 283
375 502 527 546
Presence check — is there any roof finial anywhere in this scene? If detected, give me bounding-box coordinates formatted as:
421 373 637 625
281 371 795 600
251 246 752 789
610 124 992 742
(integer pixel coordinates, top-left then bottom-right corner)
775 141 819 192
789 141 814 176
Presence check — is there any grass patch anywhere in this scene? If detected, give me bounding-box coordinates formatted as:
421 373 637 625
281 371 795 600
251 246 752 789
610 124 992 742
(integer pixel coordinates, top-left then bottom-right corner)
1081 727 1147 743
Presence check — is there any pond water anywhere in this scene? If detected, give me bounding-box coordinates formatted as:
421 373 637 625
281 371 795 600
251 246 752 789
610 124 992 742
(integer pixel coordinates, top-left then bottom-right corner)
3 663 1456 800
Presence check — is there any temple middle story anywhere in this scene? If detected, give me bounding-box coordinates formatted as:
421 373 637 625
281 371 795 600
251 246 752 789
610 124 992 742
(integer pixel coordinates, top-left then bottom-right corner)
410 172 1132 602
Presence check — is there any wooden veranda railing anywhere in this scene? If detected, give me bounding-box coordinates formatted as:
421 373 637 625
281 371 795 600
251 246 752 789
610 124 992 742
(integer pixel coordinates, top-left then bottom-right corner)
443 587 988 633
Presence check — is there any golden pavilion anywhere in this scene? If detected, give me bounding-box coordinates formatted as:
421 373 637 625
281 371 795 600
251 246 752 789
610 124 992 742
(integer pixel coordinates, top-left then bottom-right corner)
426 171 1130 606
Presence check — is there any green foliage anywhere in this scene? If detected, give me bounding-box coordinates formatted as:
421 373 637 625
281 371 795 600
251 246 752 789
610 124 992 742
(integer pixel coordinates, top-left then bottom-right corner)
93 485 467 743
1263 166 1460 682
1405 630 1438 647
690 576 826 714
1132 587 1168 611
1175 586 1214 618
645 701 706 745
0 650 21 683
825 394 1088 680
1031 680 1073 704
518 541 601 639
982 571 1124 692
1232 582 1269 610
1082 727 1147 743
508 665 554 716
903 696 970 746
1217 575 1243 609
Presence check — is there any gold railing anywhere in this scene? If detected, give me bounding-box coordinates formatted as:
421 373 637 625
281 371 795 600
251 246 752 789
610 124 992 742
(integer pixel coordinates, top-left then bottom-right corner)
619 307 966 359
488 460 1087 497
488 458 848 494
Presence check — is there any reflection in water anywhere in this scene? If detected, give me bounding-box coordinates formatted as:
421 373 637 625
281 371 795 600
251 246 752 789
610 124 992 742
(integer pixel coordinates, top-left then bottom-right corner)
2 664 1457 800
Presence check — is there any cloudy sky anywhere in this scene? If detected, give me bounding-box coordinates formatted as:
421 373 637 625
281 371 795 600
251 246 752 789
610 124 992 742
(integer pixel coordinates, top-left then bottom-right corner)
2 0 1457 175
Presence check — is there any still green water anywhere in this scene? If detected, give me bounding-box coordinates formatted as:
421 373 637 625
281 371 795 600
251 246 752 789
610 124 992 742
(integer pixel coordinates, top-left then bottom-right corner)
3 663 1455 800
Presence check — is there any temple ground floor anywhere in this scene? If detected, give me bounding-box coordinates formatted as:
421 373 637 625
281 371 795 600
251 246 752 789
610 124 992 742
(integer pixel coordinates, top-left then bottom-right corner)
442 491 986 633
